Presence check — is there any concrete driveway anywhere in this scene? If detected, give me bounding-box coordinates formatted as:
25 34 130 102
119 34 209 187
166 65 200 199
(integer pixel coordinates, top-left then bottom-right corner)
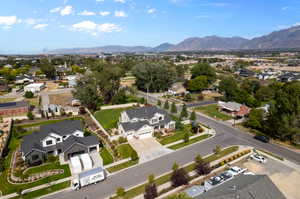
129 137 172 163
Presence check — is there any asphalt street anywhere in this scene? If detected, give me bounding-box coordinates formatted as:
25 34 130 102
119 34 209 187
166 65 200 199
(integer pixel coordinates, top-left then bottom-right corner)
43 92 300 199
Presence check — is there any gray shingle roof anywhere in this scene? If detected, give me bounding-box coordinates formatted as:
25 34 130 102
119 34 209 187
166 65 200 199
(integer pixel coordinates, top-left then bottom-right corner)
0 101 29 110
40 120 83 138
125 106 168 120
120 120 150 132
195 175 286 199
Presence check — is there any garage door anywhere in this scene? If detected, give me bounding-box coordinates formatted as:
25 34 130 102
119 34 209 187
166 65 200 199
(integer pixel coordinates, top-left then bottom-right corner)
138 132 152 139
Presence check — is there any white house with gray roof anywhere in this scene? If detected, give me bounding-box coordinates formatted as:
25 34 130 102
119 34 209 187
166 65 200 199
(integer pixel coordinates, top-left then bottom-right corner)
118 106 175 139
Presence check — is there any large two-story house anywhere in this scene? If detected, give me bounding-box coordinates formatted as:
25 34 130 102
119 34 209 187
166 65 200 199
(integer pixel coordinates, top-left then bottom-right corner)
118 106 175 139
21 120 99 165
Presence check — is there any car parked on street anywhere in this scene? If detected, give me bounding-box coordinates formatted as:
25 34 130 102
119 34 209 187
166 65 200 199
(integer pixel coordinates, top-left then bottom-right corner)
249 153 267 163
254 135 270 143
227 166 247 176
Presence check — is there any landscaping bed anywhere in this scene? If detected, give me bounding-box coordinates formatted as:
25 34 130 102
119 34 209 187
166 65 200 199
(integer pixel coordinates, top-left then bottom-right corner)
106 160 139 173
194 104 232 121
111 146 239 199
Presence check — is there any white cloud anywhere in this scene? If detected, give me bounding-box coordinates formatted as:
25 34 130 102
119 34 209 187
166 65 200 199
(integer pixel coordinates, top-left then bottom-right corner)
0 16 18 26
147 8 156 14
24 18 43 25
33 23 48 29
115 0 126 3
115 11 128 17
282 6 289 11
60 5 73 16
78 10 96 16
71 20 121 35
96 0 105 2
99 11 110 16
50 7 62 13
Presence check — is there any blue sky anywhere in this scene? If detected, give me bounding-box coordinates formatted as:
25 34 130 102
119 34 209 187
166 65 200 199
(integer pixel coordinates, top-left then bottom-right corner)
1 0 300 54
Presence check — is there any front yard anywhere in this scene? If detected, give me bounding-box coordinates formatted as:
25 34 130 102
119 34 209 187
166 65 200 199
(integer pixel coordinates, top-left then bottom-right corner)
94 108 131 130
117 144 136 159
159 128 193 145
194 104 233 121
100 147 114 165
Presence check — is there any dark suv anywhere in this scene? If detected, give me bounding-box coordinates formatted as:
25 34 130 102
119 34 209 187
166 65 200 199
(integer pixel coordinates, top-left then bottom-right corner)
254 135 270 143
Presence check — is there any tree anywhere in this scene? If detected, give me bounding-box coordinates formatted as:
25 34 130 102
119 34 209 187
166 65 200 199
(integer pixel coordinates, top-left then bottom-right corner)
132 62 177 92
244 109 264 130
116 187 125 198
167 193 192 199
255 86 274 102
171 102 177 113
24 91 34 98
213 145 222 155
191 63 216 83
171 163 189 187
157 100 162 107
218 77 239 101
144 174 158 199
183 131 190 143
27 111 34 120
187 76 208 92
183 93 192 102
190 111 196 121
164 100 170 110
40 59 56 79
194 154 212 175
180 104 188 118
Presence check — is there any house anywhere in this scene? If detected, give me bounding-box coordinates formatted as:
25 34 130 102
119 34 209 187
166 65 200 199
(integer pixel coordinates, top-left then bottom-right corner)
168 82 187 96
24 83 45 93
0 101 29 117
194 175 286 199
21 120 99 165
66 75 78 87
218 101 250 117
15 74 34 84
118 106 175 139
56 63 71 80
237 68 255 78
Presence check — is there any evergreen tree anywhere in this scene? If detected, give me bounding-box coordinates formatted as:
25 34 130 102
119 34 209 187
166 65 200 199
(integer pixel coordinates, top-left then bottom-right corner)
180 104 188 118
157 100 162 107
164 100 170 110
171 102 177 113
183 132 190 143
190 111 196 121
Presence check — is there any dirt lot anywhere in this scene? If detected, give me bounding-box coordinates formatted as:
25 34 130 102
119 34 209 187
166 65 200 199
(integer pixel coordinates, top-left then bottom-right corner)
49 92 73 106
241 158 300 199
44 82 59 91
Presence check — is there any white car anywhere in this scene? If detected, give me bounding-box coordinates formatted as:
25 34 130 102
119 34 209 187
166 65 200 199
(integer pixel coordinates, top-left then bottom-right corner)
249 154 267 163
243 171 255 175
227 166 247 176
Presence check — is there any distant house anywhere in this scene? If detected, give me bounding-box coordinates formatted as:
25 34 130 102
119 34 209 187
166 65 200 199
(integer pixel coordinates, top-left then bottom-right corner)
21 120 99 165
168 82 187 96
66 75 78 87
15 74 34 84
0 101 29 117
191 175 286 199
237 68 255 78
24 83 45 93
118 106 175 139
56 63 71 80
218 101 250 118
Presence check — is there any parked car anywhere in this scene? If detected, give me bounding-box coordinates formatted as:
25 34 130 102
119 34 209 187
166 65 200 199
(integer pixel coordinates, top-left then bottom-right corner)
220 171 233 181
254 135 270 143
250 154 267 163
208 176 223 185
243 171 255 175
227 166 247 176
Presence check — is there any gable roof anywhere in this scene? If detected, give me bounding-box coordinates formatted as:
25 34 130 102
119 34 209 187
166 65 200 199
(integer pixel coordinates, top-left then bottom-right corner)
120 120 151 132
218 101 242 112
61 135 99 152
125 106 168 120
40 120 83 137
195 175 286 199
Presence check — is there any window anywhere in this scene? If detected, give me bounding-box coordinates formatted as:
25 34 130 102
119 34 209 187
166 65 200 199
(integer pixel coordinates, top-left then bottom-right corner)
46 140 53 145
57 149 62 154
47 151 54 155
159 116 163 121
63 136 67 139
56 138 61 142
152 118 158 124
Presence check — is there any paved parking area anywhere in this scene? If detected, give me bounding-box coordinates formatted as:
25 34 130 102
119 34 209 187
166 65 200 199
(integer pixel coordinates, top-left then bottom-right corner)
129 137 172 163
241 157 300 199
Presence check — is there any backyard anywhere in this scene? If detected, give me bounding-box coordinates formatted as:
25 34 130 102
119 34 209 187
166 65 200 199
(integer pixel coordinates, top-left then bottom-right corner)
94 107 131 130
194 104 233 121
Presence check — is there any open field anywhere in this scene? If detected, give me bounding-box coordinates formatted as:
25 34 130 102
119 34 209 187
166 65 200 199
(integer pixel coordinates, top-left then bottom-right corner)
49 92 73 106
94 108 131 130
194 104 233 121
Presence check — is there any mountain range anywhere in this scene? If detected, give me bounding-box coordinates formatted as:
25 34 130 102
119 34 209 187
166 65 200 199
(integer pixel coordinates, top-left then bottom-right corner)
48 25 300 54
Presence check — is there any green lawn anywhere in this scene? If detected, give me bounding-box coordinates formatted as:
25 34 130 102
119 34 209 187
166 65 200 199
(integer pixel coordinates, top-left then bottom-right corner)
94 108 131 130
195 104 233 121
10 181 70 199
159 130 193 145
117 144 136 159
0 128 71 195
24 162 69 176
16 117 83 128
100 147 114 165
106 160 138 173
111 146 238 199
168 134 212 150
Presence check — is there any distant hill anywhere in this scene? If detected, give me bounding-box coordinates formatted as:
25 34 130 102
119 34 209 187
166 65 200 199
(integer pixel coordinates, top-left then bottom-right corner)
47 25 300 54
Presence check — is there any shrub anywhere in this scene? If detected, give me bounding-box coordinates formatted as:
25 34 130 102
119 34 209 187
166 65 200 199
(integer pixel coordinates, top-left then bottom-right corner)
118 137 128 144
116 187 125 198
24 91 34 98
27 111 34 120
